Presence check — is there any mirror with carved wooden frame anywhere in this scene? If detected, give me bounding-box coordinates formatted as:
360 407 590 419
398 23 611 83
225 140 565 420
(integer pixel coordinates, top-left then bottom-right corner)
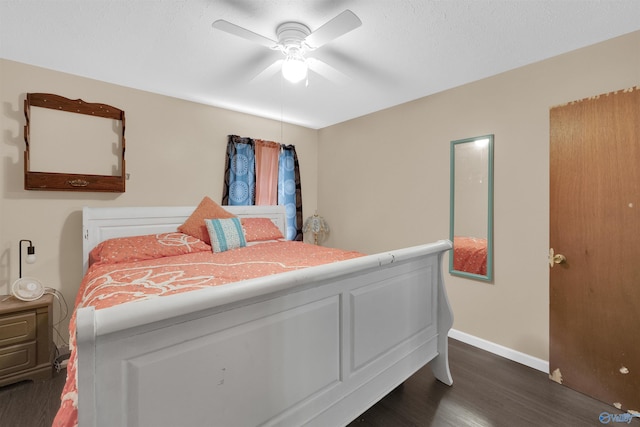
24 93 126 192
449 134 494 281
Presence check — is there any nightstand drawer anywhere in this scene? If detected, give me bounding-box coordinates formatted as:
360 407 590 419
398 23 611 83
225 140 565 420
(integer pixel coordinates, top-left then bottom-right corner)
0 295 53 386
0 311 36 346
0 342 37 376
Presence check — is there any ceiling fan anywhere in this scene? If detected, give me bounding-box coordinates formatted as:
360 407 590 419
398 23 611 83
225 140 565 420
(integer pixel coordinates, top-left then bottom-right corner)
212 10 362 84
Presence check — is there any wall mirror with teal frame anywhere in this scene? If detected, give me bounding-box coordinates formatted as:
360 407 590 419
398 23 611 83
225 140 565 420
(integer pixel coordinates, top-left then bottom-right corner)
449 134 494 281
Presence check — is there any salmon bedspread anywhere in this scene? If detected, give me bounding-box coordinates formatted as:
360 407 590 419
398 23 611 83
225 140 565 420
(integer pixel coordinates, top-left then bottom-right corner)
53 240 363 427
453 236 487 275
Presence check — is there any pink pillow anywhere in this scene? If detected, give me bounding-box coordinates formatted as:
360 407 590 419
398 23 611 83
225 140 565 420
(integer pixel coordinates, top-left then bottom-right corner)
178 196 236 244
241 217 284 242
89 233 211 265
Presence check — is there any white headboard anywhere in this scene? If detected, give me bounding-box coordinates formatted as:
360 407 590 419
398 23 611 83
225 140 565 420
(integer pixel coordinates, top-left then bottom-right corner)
82 205 287 274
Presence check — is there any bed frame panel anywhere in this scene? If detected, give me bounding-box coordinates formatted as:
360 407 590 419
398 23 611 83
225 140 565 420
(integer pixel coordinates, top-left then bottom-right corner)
77 206 453 426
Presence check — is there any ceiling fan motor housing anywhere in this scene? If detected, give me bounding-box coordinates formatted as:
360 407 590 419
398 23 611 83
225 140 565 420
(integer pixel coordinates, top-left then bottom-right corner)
276 22 311 50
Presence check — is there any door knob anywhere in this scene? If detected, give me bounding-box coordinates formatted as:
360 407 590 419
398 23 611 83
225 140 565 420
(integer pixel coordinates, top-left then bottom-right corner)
549 248 566 267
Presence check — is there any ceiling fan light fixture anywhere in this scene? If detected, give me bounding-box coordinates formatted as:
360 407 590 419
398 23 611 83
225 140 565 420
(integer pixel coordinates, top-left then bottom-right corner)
212 10 361 85
282 54 308 83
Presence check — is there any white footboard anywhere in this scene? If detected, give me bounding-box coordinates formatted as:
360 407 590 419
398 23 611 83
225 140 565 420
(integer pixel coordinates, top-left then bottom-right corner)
76 240 453 427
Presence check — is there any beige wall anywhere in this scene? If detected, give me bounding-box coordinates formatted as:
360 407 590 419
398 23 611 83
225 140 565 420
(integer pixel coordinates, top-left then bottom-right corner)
2 30 638 361
0 59 319 343
318 31 640 361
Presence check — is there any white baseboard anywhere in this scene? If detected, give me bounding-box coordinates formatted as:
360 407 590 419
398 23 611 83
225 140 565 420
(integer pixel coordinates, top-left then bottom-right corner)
448 329 549 374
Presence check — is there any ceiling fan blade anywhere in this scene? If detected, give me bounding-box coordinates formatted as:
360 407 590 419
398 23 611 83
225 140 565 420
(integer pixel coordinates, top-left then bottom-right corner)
250 59 283 84
305 9 362 49
212 19 277 49
307 58 350 84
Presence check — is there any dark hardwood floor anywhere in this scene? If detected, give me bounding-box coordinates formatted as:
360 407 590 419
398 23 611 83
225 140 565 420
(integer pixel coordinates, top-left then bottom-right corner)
0 339 634 426
349 340 636 427
0 367 66 427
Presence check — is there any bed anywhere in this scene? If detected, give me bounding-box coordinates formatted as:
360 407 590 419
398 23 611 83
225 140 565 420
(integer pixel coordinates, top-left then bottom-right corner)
55 203 453 427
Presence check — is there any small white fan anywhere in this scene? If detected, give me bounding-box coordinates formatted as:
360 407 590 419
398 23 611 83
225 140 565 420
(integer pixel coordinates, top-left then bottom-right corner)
11 277 45 301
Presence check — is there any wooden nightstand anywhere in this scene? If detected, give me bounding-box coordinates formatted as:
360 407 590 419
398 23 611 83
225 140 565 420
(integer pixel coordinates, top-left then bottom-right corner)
0 294 53 387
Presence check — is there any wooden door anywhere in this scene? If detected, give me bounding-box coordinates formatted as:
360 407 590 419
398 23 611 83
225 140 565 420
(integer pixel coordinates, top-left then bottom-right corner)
549 87 640 412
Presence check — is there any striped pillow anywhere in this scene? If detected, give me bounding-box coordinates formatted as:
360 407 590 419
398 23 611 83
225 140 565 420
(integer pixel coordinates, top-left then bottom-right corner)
205 217 247 253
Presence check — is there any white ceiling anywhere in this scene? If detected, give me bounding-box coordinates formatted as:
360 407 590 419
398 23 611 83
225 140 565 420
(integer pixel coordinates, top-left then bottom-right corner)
2 1 639 129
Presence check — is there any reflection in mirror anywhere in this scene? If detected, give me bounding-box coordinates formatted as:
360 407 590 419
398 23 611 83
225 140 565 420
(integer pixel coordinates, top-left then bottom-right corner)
449 134 494 281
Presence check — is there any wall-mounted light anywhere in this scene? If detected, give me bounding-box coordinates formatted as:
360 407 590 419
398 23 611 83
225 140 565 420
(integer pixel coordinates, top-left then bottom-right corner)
19 239 36 278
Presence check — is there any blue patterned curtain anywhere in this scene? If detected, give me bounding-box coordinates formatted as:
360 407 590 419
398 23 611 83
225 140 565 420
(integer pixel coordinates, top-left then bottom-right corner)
278 148 296 240
222 136 255 206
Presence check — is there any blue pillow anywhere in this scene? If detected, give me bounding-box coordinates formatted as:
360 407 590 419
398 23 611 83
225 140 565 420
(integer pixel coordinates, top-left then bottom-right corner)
205 217 247 253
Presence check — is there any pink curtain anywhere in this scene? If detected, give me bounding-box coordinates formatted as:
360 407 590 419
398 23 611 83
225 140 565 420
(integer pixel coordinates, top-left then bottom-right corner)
254 140 280 205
